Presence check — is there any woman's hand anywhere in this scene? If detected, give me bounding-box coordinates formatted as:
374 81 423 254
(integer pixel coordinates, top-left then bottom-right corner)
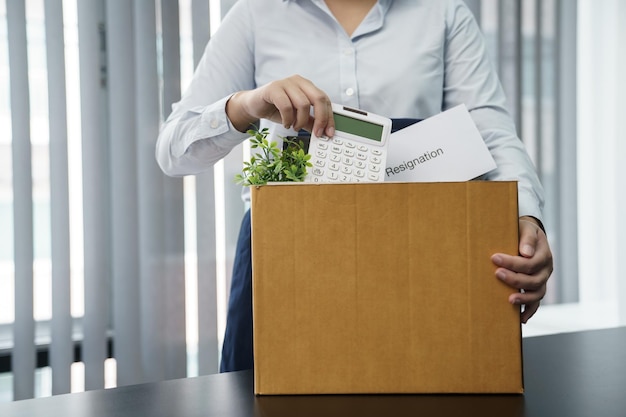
491 216 554 323
226 74 335 138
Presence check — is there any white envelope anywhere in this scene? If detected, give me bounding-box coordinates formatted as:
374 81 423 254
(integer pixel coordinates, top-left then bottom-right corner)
385 104 496 182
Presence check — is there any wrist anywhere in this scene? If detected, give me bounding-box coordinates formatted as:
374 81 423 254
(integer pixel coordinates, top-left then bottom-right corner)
520 215 546 234
226 91 258 132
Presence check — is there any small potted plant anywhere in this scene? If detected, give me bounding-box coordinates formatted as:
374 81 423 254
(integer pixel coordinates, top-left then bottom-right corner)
235 127 312 185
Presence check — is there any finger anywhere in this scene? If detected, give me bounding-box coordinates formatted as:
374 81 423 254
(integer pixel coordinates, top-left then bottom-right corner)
291 100 314 132
263 87 297 128
271 85 307 129
492 253 540 276
256 77 309 128
283 88 316 131
308 94 333 137
259 75 333 135
292 78 333 136
276 90 315 132
518 219 541 258
496 267 547 292
508 290 544 323
302 114 317 135
507 286 547 305
521 301 540 323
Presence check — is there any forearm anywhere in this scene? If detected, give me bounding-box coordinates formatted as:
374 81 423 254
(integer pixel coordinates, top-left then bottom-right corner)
155 96 249 177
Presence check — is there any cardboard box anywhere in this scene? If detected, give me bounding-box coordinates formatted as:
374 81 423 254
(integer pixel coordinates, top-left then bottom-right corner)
251 181 522 395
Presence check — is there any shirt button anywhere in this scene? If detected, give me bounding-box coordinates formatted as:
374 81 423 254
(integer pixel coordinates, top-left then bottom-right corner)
345 88 354 96
343 48 353 56
210 119 219 129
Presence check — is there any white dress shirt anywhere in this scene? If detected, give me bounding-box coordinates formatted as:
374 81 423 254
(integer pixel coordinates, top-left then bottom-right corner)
156 0 545 221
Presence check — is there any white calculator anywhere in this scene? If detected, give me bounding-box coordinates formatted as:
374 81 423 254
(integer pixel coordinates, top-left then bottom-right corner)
305 104 392 183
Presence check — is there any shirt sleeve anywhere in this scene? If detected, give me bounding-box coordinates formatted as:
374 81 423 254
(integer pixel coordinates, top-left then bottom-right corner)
155 0 255 177
442 0 546 223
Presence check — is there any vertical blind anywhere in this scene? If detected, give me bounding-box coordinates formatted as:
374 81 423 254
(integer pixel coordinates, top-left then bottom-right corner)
45 0 72 396
6 0 36 401
0 0 577 401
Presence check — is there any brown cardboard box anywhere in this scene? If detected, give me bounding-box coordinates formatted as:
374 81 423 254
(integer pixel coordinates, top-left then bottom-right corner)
251 181 522 395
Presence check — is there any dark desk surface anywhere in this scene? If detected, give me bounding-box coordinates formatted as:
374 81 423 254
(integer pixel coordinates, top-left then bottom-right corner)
1 327 625 417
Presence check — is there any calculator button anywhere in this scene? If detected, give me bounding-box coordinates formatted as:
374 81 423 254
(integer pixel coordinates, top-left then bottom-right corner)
307 132 388 184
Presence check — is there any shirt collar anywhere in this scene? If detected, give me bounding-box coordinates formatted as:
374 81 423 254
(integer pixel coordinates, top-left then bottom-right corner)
283 0 393 6
281 0 393 16
281 0 392 40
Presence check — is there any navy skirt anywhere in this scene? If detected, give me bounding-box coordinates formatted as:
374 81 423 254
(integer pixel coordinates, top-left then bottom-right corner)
219 118 421 372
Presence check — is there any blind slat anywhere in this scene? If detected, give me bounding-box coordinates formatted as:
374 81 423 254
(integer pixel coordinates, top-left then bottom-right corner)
498 0 523 134
136 0 164 383
77 0 110 391
135 0 187 382
555 0 579 303
7 0 35 401
106 0 142 387
191 0 220 375
196 173 219 375
222 147 245 304
159 0 188 380
534 0 543 175
44 0 73 396
160 0 181 119
191 0 210 67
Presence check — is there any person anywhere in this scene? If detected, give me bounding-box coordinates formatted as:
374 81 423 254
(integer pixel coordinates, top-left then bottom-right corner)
156 0 554 373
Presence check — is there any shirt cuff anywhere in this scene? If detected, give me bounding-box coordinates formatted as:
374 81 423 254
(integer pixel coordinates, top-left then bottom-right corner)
517 188 545 227
172 95 247 158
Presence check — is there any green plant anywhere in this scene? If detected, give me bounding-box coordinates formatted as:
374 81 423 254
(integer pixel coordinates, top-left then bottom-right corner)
235 127 312 185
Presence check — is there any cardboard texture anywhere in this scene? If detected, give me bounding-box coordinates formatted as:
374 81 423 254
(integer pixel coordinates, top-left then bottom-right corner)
251 181 522 395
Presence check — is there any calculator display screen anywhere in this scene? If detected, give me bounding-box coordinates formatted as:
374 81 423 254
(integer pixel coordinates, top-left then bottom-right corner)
334 113 384 142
